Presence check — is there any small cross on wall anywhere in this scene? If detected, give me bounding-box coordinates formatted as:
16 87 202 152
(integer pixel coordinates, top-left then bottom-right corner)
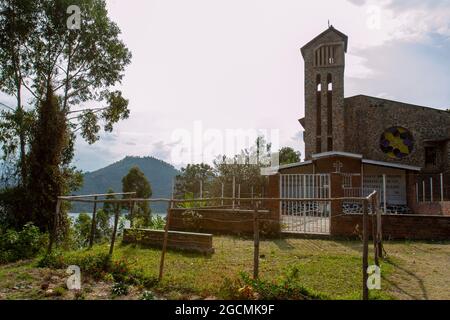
333 161 343 173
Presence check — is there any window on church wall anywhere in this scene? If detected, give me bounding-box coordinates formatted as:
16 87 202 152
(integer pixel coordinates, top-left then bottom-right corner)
425 147 438 167
380 127 414 159
316 138 322 153
316 74 322 136
314 45 339 67
327 73 333 136
327 137 333 151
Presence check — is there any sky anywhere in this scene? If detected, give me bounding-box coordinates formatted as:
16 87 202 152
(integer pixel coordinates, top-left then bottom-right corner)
3 0 450 172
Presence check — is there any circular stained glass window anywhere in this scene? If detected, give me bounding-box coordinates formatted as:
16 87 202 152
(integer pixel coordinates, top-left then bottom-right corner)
380 127 414 159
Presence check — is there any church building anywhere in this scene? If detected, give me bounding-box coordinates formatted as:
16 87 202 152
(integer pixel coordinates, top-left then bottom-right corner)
272 26 450 215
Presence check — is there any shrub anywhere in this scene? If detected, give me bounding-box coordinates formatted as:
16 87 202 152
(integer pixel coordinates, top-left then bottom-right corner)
37 251 66 269
141 290 155 300
111 282 129 297
69 252 111 280
109 258 132 283
53 286 67 297
38 251 111 280
0 223 45 264
73 213 92 248
149 215 166 230
220 268 327 300
73 290 86 300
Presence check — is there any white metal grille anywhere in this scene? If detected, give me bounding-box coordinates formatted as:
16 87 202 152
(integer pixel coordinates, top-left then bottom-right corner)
280 174 331 234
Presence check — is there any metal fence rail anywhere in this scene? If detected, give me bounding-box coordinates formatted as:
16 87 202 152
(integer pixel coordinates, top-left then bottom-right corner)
415 173 450 203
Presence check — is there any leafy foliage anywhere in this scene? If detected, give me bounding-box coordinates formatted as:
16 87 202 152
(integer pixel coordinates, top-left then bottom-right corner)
0 222 45 264
73 212 92 248
278 147 301 165
0 0 131 232
141 290 155 300
122 166 152 227
148 215 166 230
111 282 129 297
221 268 327 300
174 163 215 199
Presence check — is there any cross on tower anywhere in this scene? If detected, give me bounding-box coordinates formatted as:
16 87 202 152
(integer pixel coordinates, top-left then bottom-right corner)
333 161 343 173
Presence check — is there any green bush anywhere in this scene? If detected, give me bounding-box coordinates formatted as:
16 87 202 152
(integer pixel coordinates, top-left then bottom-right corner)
37 251 66 269
141 290 155 300
38 251 111 280
73 213 92 248
69 252 112 279
149 215 166 230
109 258 132 283
37 250 156 289
111 282 129 297
0 223 45 264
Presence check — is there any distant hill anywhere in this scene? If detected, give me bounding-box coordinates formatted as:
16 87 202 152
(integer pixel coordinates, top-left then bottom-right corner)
72 156 180 213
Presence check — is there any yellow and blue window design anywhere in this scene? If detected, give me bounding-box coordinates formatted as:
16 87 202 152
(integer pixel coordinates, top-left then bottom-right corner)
380 127 414 159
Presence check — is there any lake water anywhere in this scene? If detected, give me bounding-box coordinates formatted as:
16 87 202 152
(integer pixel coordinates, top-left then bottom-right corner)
68 212 167 228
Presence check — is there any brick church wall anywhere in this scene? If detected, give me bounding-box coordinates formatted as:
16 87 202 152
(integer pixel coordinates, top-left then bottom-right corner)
331 213 450 240
168 207 280 236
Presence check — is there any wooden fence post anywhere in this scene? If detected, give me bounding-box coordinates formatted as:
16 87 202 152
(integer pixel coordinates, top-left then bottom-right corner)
88 196 98 248
362 199 369 300
232 176 236 209
109 203 120 256
371 196 379 267
253 201 260 280
376 196 383 259
159 200 172 281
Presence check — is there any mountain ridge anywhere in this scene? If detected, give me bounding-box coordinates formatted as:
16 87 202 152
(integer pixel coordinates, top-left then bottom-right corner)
72 156 180 213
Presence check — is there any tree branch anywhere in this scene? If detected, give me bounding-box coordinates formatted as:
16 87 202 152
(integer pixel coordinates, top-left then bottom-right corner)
20 80 40 101
0 102 15 111
67 106 108 115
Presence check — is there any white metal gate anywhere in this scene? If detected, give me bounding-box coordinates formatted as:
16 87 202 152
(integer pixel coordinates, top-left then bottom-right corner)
280 174 331 234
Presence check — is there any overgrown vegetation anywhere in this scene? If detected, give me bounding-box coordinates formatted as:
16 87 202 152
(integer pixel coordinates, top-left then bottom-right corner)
1 237 449 300
220 268 328 300
0 222 45 264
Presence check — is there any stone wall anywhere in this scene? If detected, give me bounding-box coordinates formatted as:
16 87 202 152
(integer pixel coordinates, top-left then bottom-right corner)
122 228 214 254
344 95 450 172
331 213 450 240
168 208 280 237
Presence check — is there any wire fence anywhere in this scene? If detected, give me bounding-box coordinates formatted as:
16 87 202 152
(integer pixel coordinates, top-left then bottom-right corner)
54 192 384 300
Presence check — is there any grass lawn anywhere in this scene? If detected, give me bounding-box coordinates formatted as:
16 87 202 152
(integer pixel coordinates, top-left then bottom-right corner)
0 236 449 300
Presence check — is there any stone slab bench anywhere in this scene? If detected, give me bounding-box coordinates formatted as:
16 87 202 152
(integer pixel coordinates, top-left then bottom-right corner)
122 228 214 254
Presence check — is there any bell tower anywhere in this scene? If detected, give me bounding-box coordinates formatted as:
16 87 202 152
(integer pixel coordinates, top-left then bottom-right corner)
300 26 348 160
